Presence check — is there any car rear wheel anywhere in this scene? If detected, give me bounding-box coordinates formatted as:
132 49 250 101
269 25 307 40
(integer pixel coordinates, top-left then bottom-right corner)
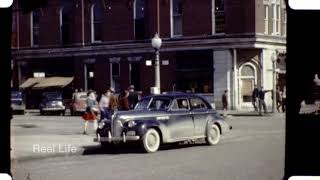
205 124 221 145
142 128 160 153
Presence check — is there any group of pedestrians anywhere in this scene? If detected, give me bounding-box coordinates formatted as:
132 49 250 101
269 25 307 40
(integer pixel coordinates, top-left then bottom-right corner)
82 85 140 135
252 85 286 115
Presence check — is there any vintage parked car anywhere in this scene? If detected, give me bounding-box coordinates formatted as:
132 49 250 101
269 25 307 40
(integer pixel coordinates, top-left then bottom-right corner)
94 93 232 153
39 92 66 115
11 91 26 114
70 92 88 116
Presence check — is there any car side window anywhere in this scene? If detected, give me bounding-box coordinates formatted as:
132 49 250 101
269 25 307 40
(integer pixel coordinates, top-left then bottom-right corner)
171 98 190 111
190 98 208 110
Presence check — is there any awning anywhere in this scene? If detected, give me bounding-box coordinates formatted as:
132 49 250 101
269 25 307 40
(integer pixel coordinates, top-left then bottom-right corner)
20 77 73 89
19 78 43 89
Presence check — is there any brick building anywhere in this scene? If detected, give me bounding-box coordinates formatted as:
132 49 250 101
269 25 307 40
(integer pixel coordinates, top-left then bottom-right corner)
11 0 286 110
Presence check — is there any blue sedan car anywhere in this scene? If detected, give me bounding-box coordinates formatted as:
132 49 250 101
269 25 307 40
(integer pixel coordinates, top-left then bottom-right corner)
95 93 232 153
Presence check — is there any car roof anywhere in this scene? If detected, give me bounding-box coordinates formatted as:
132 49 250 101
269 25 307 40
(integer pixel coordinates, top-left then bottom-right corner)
143 92 207 99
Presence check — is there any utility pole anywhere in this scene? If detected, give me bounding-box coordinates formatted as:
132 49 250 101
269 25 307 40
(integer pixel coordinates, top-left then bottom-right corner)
157 0 160 35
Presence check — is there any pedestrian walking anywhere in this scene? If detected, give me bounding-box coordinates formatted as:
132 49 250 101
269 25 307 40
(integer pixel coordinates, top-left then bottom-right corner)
281 86 286 112
222 90 228 117
109 87 118 116
82 91 98 135
119 89 130 110
258 86 272 115
72 88 78 100
276 87 282 113
99 89 111 120
252 85 259 111
128 85 139 109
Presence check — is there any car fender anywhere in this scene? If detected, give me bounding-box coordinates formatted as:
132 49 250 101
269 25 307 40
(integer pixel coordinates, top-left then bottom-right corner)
134 120 163 138
206 117 231 134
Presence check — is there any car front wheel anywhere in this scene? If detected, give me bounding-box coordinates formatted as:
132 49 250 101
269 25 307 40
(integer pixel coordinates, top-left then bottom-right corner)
142 128 160 153
205 124 221 145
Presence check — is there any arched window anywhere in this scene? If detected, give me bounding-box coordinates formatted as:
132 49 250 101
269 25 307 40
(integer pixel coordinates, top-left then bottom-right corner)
240 64 257 104
91 4 103 42
60 7 71 44
31 9 41 47
134 0 145 39
241 65 255 77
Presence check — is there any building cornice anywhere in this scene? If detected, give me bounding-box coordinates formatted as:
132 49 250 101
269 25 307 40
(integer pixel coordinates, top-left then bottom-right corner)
12 34 286 60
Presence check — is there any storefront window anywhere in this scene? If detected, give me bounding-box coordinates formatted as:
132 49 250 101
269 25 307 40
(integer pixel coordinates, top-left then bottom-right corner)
175 50 213 93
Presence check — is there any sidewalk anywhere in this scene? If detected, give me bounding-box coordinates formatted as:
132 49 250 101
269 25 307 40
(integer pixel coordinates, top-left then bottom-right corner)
217 110 285 117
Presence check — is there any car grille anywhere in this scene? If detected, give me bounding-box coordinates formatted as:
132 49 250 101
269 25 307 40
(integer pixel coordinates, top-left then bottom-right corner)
111 118 123 137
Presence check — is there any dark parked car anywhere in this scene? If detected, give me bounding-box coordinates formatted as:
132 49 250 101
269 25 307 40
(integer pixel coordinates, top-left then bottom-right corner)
39 92 66 115
11 91 26 114
94 93 232 153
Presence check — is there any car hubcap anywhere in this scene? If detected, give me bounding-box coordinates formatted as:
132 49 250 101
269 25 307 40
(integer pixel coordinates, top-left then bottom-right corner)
209 127 219 143
147 133 157 149
208 126 219 144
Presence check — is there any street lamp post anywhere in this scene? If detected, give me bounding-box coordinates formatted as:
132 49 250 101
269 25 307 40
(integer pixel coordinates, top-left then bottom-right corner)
151 33 162 94
272 53 277 113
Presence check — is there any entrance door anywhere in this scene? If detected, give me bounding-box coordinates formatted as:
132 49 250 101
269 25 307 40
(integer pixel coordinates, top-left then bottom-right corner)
130 62 140 90
239 64 257 109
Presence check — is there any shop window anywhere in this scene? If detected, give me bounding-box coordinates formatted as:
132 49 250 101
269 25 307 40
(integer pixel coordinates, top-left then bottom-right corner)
175 50 213 93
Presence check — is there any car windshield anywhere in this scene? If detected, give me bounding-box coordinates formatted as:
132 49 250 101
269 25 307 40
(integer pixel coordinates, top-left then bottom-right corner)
11 91 22 99
134 97 151 110
44 93 62 101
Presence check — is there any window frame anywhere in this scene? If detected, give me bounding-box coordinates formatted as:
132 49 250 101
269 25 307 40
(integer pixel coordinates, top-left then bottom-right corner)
91 4 103 43
30 10 40 47
133 0 145 40
170 0 183 38
264 5 269 34
214 0 225 34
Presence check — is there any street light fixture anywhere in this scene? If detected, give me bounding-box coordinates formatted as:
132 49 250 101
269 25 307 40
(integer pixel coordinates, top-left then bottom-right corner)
151 33 162 94
271 52 277 113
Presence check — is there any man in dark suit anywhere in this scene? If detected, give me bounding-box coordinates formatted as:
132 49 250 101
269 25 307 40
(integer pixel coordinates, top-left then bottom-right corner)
128 85 139 110
258 86 272 115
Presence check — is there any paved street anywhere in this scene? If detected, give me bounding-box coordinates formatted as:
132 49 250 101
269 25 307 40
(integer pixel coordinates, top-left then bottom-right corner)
11 112 285 180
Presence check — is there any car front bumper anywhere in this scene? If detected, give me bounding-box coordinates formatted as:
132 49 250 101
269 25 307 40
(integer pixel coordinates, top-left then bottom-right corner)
41 107 65 111
94 131 140 143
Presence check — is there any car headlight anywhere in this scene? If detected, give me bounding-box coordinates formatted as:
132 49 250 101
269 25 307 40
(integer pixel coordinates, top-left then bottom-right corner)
57 102 63 106
128 120 137 128
98 122 105 129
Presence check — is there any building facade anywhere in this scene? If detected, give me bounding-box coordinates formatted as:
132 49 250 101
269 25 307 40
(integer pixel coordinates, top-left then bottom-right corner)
11 0 287 110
